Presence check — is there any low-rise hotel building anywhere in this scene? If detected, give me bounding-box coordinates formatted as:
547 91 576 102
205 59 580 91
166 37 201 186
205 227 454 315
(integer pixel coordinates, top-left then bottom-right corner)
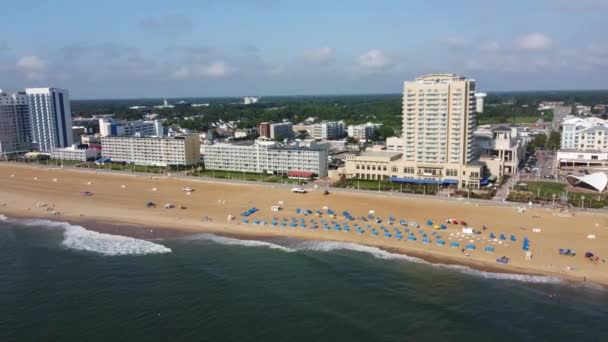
101 134 200 166
51 146 99 161
203 140 328 177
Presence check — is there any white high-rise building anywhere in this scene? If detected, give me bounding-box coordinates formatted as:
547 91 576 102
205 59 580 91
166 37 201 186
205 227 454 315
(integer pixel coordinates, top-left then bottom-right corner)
345 74 484 189
25 88 73 152
0 90 31 155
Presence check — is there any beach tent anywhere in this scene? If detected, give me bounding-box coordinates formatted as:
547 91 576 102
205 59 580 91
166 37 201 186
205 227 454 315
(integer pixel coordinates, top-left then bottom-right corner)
500 234 506 240
466 244 476 250
440 224 447 230
423 238 431 244
510 235 516 241
490 233 496 239
408 236 417 241
436 240 446 246
450 241 460 248
484 246 495 252
242 219 249 223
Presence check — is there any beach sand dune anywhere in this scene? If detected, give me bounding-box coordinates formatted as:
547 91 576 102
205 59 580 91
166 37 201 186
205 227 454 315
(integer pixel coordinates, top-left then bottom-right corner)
1 164 607 285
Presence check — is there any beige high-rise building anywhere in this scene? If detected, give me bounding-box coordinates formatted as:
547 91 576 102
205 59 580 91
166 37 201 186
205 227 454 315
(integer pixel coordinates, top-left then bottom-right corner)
345 74 484 189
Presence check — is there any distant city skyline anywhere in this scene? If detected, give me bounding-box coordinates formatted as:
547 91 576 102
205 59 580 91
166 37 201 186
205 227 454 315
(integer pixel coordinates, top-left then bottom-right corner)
2 0 607 99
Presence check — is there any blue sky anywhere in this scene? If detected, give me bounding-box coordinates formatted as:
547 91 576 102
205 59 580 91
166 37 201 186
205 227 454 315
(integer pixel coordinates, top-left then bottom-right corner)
1 0 607 99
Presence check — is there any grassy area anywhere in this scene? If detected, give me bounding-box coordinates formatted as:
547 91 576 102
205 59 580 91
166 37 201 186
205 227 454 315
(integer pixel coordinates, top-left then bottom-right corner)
510 181 608 208
334 178 439 195
196 169 302 183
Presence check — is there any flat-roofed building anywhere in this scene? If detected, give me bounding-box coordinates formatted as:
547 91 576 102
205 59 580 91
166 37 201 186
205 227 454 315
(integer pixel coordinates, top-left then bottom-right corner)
51 146 99 161
203 140 328 176
0 90 31 155
100 134 200 166
311 121 345 139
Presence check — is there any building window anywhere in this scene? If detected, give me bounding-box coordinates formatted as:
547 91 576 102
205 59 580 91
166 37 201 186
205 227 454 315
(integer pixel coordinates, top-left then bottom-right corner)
383 166 387 171
356 164 360 170
446 169 457 176
391 166 397 173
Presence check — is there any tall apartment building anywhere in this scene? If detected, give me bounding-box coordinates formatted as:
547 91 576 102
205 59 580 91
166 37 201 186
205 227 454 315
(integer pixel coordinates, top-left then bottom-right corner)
204 140 328 176
399 74 482 187
25 88 73 152
101 134 200 166
0 90 31 155
99 118 163 137
311 121 345 139
269 122 293 140
345 74 483 189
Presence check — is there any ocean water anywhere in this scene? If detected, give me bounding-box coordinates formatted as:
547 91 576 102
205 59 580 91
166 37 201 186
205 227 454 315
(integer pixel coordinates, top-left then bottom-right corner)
1 216 607 342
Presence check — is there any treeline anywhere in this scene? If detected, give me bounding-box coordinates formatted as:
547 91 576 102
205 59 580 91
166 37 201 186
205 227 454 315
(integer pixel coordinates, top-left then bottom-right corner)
70 90 607 134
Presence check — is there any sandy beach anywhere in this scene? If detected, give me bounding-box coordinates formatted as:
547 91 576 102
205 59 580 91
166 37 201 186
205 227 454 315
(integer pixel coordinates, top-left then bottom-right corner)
1 163 607 285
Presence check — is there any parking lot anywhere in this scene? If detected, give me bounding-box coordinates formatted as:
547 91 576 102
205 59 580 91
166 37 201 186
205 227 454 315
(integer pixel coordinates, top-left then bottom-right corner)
519 149 559 181
519 149 595 183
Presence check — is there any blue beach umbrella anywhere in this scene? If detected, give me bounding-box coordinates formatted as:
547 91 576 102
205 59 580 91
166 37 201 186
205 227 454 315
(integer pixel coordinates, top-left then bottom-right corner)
466 244 476 250
450 241 460 247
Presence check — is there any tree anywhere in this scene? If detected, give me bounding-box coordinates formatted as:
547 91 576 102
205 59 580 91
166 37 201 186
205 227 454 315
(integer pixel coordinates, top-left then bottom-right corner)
547 131 561 149
376 126 395 140
296 130 309 140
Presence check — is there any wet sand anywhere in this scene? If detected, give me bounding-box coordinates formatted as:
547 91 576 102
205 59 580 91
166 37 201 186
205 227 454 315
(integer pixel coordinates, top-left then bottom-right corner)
1 163 607 285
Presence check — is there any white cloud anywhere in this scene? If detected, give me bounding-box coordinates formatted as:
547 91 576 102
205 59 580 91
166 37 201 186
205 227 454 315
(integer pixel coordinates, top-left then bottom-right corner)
357 49 391 70
302 47 333 65
16 55 48 80
517 32 552 50
171 61 234 80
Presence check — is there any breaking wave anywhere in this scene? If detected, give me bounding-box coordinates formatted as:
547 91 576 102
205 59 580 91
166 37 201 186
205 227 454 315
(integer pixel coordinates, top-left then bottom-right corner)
0 215 171 256
183 233 295 253
294 240 563 284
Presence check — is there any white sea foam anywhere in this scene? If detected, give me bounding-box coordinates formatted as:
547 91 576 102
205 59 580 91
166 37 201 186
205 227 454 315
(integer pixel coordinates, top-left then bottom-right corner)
184 233 295 253
295 240 563 284
0 216 171 256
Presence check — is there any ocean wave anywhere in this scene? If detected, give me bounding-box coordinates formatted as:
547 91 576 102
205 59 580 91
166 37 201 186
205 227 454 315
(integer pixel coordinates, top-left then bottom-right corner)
0 216 171 256
295 240 427 264
183 233 295 253
295 240 562 284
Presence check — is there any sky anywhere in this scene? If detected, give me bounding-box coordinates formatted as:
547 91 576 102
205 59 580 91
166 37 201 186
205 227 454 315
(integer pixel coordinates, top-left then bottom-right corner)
1 0 607 99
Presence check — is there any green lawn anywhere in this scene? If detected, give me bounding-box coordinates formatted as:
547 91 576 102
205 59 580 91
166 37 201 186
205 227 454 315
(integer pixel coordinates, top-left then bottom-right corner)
517 181 566 197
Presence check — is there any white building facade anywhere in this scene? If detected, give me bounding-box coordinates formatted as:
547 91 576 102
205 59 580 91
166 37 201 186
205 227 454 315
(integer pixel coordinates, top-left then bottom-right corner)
99 118 163 137
25 88 73 152
51 146 99 161
203 140 328 176
347 123 379 141
101 134 200 166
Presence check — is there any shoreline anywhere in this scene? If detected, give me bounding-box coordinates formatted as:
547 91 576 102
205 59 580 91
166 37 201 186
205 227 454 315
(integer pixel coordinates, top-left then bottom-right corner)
0 210 594 286
1 163 606 286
